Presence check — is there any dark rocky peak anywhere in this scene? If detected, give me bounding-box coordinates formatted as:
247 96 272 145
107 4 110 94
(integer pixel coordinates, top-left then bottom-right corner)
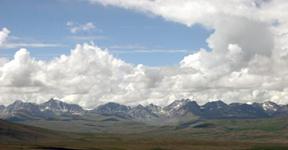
202 100 228 110
129 104 158 120
7 100 38 111
0 105 5 111
145 104 163 114
94 102 130 114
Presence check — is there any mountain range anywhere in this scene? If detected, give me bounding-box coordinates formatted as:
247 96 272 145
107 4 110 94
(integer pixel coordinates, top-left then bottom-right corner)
1 98 288 122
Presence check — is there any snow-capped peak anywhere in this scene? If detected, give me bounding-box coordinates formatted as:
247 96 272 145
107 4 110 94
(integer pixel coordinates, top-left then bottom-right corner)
261 101 279 112
40 98 84 114
165 99 191 111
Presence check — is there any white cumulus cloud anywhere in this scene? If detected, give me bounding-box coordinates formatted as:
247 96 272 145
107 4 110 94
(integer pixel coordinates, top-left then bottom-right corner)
2 0 288 107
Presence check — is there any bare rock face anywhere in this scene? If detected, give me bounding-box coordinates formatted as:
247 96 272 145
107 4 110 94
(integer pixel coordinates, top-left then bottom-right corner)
1 98 288 122
40 98 84 115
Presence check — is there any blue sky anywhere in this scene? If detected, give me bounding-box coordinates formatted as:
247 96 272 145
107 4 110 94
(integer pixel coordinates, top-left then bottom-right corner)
0 0 211 66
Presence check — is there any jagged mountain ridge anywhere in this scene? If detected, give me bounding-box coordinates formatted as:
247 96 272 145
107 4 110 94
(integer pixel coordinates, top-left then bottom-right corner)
40 98 84 115
0 100 46 121
0 98 84 121
1 99 288 121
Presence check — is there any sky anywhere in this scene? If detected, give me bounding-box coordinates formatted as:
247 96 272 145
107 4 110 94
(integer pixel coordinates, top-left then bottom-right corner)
1 0 288 108
0 0 210 66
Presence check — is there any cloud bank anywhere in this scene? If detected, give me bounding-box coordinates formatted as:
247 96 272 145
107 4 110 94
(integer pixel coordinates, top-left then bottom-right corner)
1 0 288 108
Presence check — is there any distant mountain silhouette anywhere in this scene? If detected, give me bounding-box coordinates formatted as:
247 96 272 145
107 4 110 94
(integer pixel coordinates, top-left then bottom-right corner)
1 99 288 122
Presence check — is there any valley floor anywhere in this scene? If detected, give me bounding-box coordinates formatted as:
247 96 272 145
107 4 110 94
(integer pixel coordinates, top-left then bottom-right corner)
2 118 288 150
2 133 288 150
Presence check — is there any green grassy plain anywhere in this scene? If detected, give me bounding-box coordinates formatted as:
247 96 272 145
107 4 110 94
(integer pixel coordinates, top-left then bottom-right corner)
2 117 288 150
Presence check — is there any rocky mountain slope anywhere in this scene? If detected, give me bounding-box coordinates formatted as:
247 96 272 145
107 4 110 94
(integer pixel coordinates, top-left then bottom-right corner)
1 98 288 122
